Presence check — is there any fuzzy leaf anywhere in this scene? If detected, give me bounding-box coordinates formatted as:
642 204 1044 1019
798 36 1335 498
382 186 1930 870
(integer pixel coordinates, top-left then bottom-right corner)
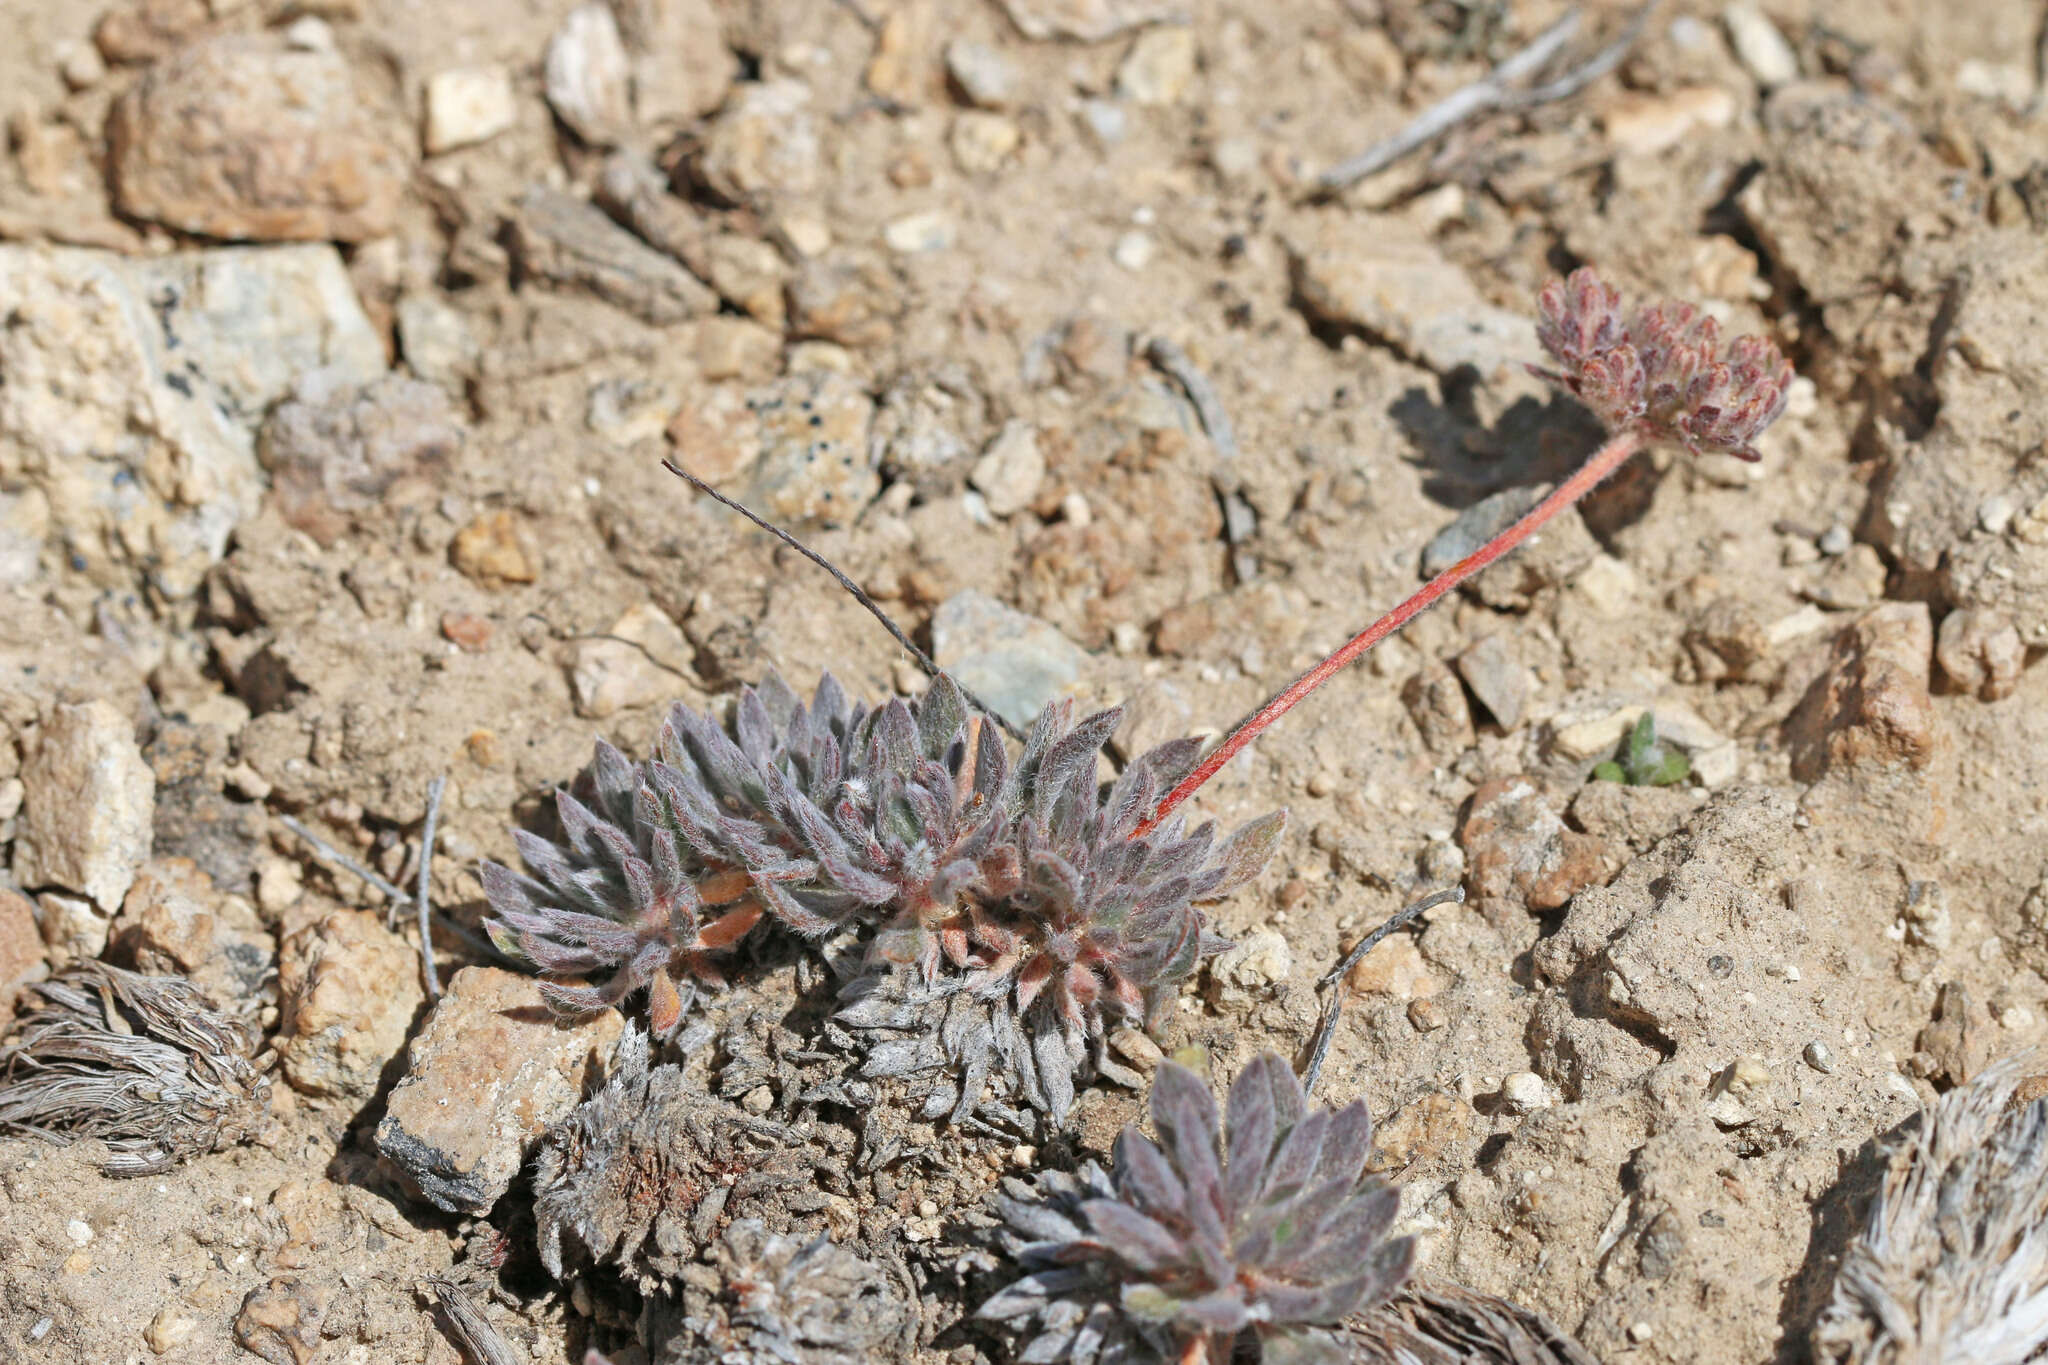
1207 809 1288 899
1225 1051 1293 1210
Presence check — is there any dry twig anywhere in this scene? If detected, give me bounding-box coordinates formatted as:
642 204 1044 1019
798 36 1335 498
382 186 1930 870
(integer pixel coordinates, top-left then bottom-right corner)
1311 2 1659 199
1301 886 1464 1096
417 774 449 999
279 813 410 906
426 1277 523 1365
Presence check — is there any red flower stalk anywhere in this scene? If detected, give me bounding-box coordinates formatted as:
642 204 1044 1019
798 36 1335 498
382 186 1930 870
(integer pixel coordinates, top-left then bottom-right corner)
1137 267 1794 834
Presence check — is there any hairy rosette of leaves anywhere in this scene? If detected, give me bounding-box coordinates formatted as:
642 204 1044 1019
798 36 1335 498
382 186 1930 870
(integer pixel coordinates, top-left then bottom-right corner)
484 672 1286 1117
980 1051 1416 1364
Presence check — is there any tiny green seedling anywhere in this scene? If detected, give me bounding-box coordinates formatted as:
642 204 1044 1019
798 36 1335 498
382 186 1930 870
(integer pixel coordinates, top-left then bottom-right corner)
1592 711 1691 787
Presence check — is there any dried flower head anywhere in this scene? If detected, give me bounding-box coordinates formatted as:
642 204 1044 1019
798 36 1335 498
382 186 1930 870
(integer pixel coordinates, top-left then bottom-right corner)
1811 1055 2048 1365
1532 266 1794 461
0 962 271 1176
487 672 1284 1123
980 1051 1416 1364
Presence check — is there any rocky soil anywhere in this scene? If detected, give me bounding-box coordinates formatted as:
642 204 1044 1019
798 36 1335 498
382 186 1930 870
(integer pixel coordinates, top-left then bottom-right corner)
2 0 2047 1362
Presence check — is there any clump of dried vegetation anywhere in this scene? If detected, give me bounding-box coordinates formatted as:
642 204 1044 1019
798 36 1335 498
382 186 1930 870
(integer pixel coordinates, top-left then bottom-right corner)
1811 1057 2048 1365
0 961 270 1176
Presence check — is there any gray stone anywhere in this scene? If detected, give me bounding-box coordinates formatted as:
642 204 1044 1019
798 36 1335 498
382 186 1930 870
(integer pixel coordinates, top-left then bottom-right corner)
735 370 879 528
998 0 1184 42
968 420 1045 518
945 39 1019 108
257 370 461 546
546 4 633 146
933 590 1089 731
1422 486 1542 577
1456 634 1532 730
0 244 383 597
614 0 736 130
396 292 480 388
1288 219 1537 382
510 187 716 325
12 701 155 912
376 967 622 1213
696 80 820 205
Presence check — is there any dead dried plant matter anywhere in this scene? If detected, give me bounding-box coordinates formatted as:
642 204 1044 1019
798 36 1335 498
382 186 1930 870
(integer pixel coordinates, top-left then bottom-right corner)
531 1029 831 1287
1346 1282 1601 1364
1811 1055 2048 1365
0 961 270 1176
641 1219 914 1365
980 1051 1415 1365
487 672 1284 1123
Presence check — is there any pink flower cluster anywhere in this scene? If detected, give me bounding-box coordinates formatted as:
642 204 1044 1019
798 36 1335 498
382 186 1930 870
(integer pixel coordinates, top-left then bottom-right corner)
1531 267 1794 462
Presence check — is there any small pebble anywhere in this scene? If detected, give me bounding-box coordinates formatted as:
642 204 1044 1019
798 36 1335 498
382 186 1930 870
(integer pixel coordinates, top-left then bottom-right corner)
423 67 518 155
884 211 954 254
1817 524 1852 556
1079 98 1127 146
741 1086 774 1115
945 39 1018 108
145 1306 199 1355
1722 3 1799 86
1112 230 1155 271
65 1218 93 1247
1501 1072 1549 1115
1408 998 1448 1032
1802 1040 1835 1074
1726 1057 1771 1094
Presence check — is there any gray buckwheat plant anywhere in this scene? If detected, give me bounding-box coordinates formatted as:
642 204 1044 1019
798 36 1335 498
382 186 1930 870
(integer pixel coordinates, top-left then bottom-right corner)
485 671 1284 1124
979 1050 1416 1364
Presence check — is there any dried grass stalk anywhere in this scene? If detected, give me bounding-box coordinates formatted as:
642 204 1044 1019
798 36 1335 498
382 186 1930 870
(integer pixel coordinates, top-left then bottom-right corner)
0 961 270 1176
1347 1282 1601 1363
1811 1055 2048 1364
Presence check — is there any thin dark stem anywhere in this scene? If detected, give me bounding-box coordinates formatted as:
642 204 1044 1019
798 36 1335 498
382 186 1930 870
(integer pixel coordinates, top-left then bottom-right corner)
417 774 448 1000
662 459 1029 744
1301 887 1464 1096
1137 427 1645 835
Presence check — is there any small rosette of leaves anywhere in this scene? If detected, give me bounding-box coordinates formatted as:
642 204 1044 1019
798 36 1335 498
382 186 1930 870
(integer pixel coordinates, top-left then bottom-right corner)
1532 267 1794 461
840 699 1285 1124
1590 711 1689 787
482 737 763 1038
980 1051 1416 1364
